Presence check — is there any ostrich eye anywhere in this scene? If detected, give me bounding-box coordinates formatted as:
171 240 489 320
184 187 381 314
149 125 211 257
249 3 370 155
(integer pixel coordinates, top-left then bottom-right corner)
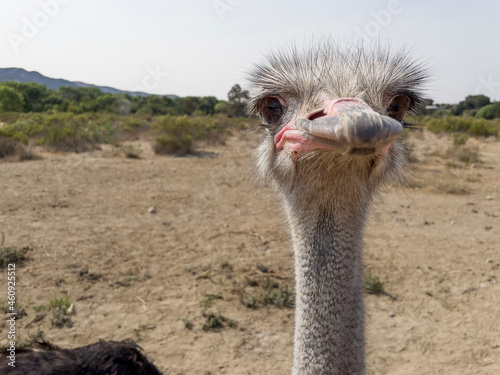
387 95 411 122
259 97 284 129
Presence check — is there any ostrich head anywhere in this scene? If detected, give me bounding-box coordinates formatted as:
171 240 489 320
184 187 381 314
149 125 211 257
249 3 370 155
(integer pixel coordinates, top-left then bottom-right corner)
248 42 427 213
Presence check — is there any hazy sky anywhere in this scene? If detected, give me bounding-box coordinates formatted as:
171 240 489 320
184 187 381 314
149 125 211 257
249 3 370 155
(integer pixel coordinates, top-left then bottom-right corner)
1 0 499 103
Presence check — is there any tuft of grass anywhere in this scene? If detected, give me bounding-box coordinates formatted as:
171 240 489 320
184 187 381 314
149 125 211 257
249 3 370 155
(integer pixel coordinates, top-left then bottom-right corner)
240 294 259 309
37 296 74 328
196 270 212 280
220 260 233 271
363 272 386 295
263 286 295 308
262 277 294 308
452 133 469 146
256 262 270 273
48 296 71 310
122 144 143 159
435 181 471 195
0 246 27 268
181 316 194 330
33 304 48 312
0 233 30 268
116 275 139 287
52 306 73 328
239 276 295 309
202 310 236 332
200 294 223 309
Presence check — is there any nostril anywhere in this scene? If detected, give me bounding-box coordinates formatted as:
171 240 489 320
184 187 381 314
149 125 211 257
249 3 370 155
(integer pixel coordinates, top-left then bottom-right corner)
308 110 326 120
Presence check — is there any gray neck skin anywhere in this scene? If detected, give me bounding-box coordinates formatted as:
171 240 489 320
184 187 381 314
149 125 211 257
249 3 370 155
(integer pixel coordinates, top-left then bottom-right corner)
287 199 367 375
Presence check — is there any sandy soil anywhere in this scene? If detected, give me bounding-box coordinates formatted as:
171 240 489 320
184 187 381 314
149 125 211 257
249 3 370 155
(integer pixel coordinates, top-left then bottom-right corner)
0 129 499 375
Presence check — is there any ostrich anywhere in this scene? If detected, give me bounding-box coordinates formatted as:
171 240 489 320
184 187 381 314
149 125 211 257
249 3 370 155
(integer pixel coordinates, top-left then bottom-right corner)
4 42 426 375
6 340 162 375
247 42 427 374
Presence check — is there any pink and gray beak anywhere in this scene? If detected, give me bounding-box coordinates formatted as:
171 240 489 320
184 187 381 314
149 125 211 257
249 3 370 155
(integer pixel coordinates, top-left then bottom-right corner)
295 98 403 155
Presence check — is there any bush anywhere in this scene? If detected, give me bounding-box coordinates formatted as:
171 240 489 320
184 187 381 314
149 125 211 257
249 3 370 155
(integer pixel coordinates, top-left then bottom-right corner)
1 111 254 155
152 115 236 155
467 119 498 137
453 133 468 146
0 112 125 152
476 102 500 119
425 116 499 137
0 136 39 161
153 115 197 155
155 133 193 155
0 136 17 158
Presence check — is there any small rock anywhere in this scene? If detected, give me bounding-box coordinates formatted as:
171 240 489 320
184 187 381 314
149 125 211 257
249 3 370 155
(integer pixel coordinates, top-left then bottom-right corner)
148 206 157 214
486 196 496 200
389 312 395 318
486 259 493 264
66 303 75 315
451 221 455 225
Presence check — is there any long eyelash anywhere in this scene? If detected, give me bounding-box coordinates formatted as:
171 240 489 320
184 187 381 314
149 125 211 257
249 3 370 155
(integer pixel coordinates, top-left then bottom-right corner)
251 123 272 132
402 121 419 130
259 123 276 132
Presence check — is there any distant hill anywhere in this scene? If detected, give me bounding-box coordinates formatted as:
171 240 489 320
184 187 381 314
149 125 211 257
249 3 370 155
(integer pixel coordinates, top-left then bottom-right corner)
0 68 177 98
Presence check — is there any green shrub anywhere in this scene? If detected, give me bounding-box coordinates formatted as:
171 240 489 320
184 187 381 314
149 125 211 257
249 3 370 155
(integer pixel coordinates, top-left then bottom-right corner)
152 115 230 155
425 116 499 137
1 111 253 155
0 112 125 152
467 119 498 137
153 115 198 155
155 133 192 155
453 133 468 146
476 102 500 119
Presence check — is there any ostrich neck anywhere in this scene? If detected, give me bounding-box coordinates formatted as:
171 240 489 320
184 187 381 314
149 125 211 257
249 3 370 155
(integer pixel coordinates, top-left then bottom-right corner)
286 197 368 375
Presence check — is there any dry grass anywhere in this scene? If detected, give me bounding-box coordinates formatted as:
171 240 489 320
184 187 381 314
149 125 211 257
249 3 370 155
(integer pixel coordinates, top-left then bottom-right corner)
435 181 471 195
0 234 31 268
445 145 481 164
0 136 39 162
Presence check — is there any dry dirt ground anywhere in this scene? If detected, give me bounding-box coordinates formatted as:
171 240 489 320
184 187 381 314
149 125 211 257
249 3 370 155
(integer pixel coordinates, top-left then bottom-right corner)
0 128 499 375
